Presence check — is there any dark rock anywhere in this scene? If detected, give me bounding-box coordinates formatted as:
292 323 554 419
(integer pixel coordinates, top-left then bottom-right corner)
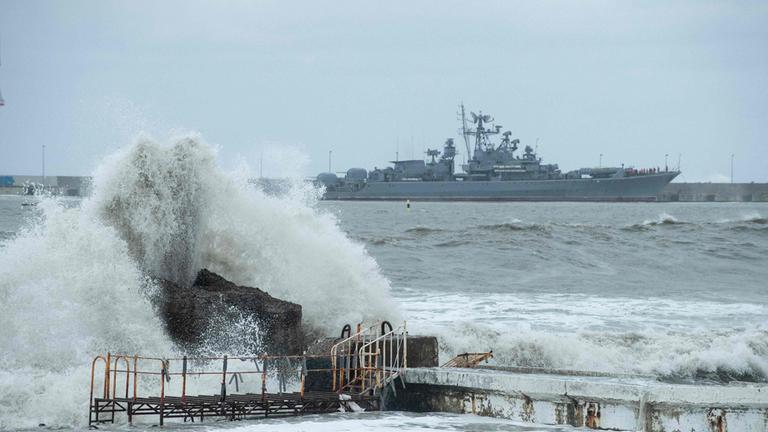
158 269 303 355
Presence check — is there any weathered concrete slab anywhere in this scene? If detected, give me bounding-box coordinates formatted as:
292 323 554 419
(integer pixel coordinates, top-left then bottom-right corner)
386 367 768 431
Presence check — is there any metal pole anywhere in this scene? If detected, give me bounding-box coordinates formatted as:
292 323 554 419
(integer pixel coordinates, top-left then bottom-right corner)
599 153 603 168
42 145 46 188
665 154 669 172
182 356 187 403
730 154 734 184
220 355 228 402
328 150 332 173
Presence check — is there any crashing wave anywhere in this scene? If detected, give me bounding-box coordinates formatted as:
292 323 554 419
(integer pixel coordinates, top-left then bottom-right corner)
0 134 398 428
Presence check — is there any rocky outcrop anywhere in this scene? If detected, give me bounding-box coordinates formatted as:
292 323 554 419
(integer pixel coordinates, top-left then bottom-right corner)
158 269 303 355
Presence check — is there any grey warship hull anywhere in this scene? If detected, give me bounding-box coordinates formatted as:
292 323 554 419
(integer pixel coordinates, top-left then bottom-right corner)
323 171 678 202
318 105 681 202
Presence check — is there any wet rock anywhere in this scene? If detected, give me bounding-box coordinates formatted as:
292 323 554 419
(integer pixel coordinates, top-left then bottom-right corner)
157 269 303 355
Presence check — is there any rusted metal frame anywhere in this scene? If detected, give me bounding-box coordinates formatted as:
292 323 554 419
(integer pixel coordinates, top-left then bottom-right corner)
91 399 128 424
330 322 379 391
300 356 306 399
261 354 270 401
441 351 493 368
132 355 138 400
88 355 107 425
110 353 332 362
111 355 131 400
358 322 406 394
159 358 169 425
90 351 382 424
219 355 228 417
182 355 187 403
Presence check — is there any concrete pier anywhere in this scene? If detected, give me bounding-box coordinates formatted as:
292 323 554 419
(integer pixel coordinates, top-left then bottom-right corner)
385 367 768 431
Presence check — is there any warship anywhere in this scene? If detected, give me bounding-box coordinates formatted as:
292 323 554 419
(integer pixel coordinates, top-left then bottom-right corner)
317 105 679 201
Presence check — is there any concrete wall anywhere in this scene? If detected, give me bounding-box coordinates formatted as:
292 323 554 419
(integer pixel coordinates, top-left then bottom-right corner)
659 183 768 202
386 367 768 431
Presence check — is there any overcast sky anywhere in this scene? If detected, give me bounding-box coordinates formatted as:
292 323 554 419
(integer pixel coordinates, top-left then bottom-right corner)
0 0 766 182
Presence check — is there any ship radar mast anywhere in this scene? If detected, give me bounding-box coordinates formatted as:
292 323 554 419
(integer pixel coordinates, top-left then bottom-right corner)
458 103 471 158
460 106 504 157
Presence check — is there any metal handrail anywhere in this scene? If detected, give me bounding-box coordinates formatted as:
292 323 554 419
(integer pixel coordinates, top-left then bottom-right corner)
357 321 407 394
90 320 409 418
90 352 356 405
330 322 380 391
111 355 131 399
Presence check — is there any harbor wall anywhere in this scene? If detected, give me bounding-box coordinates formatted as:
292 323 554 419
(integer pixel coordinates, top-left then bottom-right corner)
385 367 768 431
659 182 768 202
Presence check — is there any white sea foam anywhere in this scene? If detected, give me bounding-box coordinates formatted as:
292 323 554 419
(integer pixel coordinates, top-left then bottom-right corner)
0 135 398 429
641 212 681 226
400 289 768 381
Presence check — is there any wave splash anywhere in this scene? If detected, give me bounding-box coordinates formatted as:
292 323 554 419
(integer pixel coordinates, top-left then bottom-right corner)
0 134 398 428
429 320 768 384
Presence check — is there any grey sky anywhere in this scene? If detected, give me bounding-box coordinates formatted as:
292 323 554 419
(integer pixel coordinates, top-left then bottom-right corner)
0 0 766 182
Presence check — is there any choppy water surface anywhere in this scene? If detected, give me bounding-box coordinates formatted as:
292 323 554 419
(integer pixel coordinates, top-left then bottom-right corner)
326 201 768 383
0 138 766 430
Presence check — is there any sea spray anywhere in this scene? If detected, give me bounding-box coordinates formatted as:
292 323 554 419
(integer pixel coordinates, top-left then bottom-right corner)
88 134 398 332
0 199 171 429
0 134 399 428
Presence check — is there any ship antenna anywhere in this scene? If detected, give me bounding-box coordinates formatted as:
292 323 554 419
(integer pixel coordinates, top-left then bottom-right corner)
458 103 471 160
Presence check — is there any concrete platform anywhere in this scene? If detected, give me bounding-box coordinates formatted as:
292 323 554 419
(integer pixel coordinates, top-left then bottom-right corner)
384 366 768 431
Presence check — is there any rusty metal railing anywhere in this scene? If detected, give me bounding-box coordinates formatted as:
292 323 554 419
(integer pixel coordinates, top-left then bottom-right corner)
330 322 380 392
89 321 409 416
441 351 493 368
358 321 406 394
89 353 336 410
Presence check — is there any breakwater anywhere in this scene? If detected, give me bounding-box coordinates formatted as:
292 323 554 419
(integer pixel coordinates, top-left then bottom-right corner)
658 182 768 202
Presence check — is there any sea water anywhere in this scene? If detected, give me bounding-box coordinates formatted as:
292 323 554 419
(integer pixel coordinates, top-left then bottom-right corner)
0 136 766 431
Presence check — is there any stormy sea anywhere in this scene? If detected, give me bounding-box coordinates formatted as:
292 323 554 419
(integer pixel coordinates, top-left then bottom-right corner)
1 136 766 431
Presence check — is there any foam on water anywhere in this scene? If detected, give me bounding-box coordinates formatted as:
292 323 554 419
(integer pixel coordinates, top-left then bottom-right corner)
0 135 398 429
400 289 768 383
